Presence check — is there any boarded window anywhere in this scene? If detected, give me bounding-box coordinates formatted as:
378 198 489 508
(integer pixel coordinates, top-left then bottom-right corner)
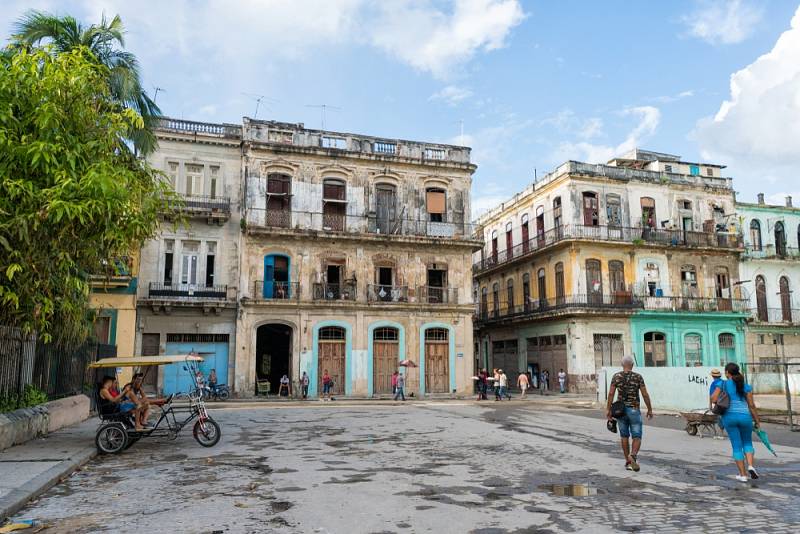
426 189 446 213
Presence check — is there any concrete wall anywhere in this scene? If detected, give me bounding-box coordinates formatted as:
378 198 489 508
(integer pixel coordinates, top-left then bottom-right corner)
598 366 720 412
0 395 90 452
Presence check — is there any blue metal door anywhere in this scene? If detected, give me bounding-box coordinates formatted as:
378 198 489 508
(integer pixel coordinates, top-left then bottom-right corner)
163 341 229 394
263 255 275 298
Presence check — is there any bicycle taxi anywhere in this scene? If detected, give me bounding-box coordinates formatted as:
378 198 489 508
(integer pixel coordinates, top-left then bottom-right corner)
89 354 221 454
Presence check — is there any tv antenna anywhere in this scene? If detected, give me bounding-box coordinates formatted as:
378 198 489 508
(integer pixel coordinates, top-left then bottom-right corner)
305 104 342 130
241 93 277 119
152 86 165 105
454 119 465 146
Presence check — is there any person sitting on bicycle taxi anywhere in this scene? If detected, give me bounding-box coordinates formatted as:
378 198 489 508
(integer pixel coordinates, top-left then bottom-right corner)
128 372 167 430
99 375 144 431
208 369 218 393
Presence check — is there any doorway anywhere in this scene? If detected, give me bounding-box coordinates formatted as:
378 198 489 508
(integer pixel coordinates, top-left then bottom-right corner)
373 327 399 395
424 328 449 393
140 333 160 393
376 184 397 234
318 326 346 396
256 324 292 395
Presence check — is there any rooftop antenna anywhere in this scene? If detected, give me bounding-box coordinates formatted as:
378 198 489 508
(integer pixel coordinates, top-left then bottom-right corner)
305 104 342 129
241 93 277 119
152 86 164 105
454 119 465 145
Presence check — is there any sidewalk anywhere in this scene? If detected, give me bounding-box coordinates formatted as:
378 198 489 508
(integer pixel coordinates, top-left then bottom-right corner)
0 419 97 522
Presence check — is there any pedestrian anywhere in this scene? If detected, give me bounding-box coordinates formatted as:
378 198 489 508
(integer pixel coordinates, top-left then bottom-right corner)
605 355 653 472
558 369 567 394
517 371 530 399
391 370 399 396
708 368 725 436
394 371 406 401
493 368 501 401
300 371 310 399
711 363 762 482
498 369 510 400
278 374 290 397
476 368 489 401
321 369 333 401
541 370 550 392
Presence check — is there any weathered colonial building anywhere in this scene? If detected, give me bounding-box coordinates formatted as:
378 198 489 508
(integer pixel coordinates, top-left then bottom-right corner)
236 118 480 397
135 119 242 394
473 150 748 392
736 194 800 363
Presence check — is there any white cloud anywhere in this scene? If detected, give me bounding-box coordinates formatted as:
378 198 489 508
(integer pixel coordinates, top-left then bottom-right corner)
694 6 800 203
368 0 526 79
682 0 763 45
553 106 661 164
540 109 603 139
429 85 473 106
651 89 695 104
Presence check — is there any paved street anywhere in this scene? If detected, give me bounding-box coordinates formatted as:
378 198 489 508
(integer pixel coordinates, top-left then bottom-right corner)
13 402 800 533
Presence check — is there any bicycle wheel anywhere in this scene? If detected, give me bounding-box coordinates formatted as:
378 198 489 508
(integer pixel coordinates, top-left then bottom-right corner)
95 423 129 454
217 389 230 401
193 418 221 447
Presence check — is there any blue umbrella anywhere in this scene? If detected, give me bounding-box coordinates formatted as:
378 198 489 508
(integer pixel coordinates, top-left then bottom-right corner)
754 427 777 457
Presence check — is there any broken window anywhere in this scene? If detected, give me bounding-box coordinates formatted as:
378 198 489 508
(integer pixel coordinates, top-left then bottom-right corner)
606 194 621 227
681 265 698 297
426 188 446 222
323 179 346 231
644 332 667 367
375 183 397 234
426 268 447 303
582 192 598 226
684 334 702 367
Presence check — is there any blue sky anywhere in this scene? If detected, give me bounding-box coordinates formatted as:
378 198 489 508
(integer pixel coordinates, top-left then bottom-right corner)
3 1 800 215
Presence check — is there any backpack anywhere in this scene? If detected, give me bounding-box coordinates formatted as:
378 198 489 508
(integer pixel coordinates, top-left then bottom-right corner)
712 383 730 415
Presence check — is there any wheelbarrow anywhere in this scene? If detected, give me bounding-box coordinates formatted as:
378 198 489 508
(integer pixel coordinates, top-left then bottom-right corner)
681 410 721 438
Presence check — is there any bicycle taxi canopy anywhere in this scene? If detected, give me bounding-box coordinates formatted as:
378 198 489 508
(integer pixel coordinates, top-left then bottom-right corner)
89 354 204 368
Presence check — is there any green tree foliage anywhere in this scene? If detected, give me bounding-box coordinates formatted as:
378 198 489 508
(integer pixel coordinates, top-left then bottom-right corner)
0 47 173 343
10 10 161 156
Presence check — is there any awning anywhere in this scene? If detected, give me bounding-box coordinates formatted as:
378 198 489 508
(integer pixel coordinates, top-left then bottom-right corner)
89 354 204 368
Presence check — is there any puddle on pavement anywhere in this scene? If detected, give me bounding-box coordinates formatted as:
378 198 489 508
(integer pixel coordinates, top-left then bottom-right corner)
539 483 601 497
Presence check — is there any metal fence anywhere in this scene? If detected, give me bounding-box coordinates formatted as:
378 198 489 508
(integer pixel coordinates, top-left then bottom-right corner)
0 325 112 410
742 362 799 432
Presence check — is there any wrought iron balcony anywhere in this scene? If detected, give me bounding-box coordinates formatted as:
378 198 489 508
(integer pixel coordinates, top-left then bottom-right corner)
742 245 800 260
417 286 459 304
367 284 408 303
752 307 800 324
166 195 231 220
89 257 134 287
475 293 643 324
313 282 357 301
147 282 227 300
253 281 300 300
640 296 750 313
474 224 742 274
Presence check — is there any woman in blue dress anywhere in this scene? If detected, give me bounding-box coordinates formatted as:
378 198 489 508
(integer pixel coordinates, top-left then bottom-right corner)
711 362 762 482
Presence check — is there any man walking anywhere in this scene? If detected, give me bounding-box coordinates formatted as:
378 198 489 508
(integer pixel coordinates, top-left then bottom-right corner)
300 371 310 399
606 356 653 472
558 368 567 394
517 371 530 399
477 368 489 400
498 369 510 400
394 371 406 401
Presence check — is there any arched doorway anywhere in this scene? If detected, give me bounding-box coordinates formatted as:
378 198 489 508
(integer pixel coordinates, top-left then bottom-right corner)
256 324 292 395
372 327 399 395
318 326 346 396
424 327 450 393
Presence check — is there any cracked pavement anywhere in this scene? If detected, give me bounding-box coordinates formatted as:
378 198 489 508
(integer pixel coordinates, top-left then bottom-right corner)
13 402 800 533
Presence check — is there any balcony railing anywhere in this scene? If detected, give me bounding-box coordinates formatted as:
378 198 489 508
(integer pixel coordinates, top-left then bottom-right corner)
742 245 800 260
476 293 643 323
417 286 458 304
253 281 300 300
640 296 749 313
313 282 357 301
367 284 408 303
166 195 231 217
474 224 742 273
246 208 477 240
752 307 800 324
147 282 227 300
158 118 242 138
90 256 133 285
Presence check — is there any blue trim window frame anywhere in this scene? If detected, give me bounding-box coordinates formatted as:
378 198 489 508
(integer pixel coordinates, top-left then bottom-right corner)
690 165 700 176
367 321 406 397
418 323 456 395
310 321 353 397
263 254 291 298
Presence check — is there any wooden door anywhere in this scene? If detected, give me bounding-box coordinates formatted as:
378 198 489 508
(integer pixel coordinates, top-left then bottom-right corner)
140 334 160 391
373 339 398 394
521 222 529 252
424 329 449 393
376 185 397 234
318 340 345 395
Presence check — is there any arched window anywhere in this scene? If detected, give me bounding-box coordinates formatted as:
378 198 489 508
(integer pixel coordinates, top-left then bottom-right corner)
586 259 602 303
553 197 563 230
522 273 531 311
582 192 599 226
506 278 515 310
319 326 345 340
606 194 621 227
322 178 346 231
643 332 667 367
780 276 792 322
537 268 547 306
505 221 514 258
609 260 625 293
749 219 762 251
719 333 735 363
684 334 702 367
492 282 500 315
554 262 565 304
374 327 399 341
775 221 787 257
755 275 768 322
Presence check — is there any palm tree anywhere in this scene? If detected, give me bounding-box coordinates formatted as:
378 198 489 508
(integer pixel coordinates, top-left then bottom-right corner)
10 10 161 155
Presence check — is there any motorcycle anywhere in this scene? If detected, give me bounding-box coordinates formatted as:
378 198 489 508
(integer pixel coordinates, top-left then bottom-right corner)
201 383 230 401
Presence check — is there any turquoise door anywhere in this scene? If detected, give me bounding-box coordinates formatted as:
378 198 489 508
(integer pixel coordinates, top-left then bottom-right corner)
263 255 275 298
163 341 229 394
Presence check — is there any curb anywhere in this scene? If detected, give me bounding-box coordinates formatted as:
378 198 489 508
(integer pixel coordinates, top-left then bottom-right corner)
0 445 97 522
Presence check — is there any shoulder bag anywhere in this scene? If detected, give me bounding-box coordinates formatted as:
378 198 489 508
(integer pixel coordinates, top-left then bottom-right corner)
611 373 629 419
712 385 730 415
